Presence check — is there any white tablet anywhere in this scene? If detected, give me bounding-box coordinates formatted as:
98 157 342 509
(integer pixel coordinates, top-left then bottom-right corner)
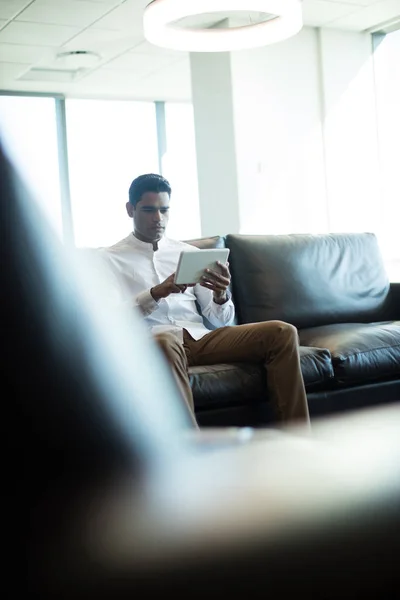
174 248 230 285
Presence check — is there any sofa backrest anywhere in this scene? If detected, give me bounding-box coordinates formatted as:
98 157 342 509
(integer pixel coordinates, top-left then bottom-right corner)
185 235 226 250
226 233 391 329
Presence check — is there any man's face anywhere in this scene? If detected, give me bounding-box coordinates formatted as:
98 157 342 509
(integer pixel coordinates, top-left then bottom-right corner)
127 191 170 243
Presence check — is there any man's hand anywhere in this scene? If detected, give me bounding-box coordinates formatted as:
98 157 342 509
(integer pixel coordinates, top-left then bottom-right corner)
151 274 188 301
200 261 231 304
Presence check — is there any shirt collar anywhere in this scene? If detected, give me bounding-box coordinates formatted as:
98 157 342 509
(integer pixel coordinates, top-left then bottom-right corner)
130 233 168 251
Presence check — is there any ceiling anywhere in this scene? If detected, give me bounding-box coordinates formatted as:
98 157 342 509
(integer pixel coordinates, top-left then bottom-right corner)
0 0 399 100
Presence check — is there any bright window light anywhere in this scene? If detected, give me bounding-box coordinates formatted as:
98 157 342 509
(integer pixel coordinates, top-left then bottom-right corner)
0 95 63 238
162 103 201 240
66 99 159 248
373 29 400 278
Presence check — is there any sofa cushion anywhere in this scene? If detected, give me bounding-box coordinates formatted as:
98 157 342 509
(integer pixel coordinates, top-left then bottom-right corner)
299 346 334 388
300 322 400 385
190 363 265 411
226 233 390 329
190 346 334 411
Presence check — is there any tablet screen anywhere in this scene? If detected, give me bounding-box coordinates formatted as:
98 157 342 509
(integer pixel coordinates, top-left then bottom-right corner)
175 248 230 285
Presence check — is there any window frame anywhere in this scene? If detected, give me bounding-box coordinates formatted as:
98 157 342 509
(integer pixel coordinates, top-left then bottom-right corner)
0 91 197 246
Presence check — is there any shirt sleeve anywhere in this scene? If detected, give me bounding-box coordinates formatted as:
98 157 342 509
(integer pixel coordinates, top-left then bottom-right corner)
194 283 235 328
134 289 160 316
95 251 161 316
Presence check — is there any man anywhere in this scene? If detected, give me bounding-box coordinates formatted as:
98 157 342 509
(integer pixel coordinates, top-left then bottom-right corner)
100 174 309 428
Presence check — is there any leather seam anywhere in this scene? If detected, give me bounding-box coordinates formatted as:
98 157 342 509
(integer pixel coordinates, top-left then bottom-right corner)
333 342 400 362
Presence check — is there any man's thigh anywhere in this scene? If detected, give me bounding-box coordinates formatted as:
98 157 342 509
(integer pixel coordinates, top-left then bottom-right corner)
184 321 292 367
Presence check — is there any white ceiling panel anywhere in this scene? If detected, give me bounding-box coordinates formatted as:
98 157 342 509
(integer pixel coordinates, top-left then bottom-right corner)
15 0 115 28
94 0 147 33
0 41 52 61
62 27 142 62
136 59 192 101
323 0 389 5
18 67 79 81
77 64 141 86
0 18 9 28
63 26 131 48
302 1 359 26
73 0 123 3
0 21 79 45
67 80 143 98
130 39 183 58
328 0 400 29
105 51 178 72
0 0 32 20
0 60 29 82
66 57 191 101
71 0 123 5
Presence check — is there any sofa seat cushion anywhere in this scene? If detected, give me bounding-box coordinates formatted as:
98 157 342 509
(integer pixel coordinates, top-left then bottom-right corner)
190 363 265 411
190 347 334 411
299 346 334 388
300 322 400 385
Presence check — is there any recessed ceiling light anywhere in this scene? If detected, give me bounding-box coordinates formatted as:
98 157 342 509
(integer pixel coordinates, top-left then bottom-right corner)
143 0 303 52
55 50 101 70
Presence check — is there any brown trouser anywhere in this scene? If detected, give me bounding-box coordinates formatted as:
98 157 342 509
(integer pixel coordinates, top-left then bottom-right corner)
155 321 310 429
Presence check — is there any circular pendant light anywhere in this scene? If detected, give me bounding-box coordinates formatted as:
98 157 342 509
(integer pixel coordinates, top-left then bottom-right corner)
143 0 303 52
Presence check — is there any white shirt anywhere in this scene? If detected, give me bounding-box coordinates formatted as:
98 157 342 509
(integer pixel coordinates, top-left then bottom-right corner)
98 234 235 341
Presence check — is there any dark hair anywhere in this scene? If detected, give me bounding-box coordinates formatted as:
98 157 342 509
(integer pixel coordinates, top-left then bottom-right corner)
128 174 171 207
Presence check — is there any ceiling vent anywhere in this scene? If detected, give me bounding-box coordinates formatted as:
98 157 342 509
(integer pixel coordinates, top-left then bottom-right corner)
18 68 83 82
55 50 101 69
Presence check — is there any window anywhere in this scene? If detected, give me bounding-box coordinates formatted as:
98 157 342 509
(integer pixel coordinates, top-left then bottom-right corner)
162 103 201 241
66 99 159 248
373 29 400 279
0 95 63 237
0 95 201 248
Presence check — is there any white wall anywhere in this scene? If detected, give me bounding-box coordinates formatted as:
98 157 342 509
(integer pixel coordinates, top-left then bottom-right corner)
190 26 399 276
319 29 381 235
231 27 328 235
373 30 400 273
190 51 240 236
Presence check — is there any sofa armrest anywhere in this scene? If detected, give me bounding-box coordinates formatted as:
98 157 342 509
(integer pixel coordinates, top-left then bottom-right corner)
386 283 400 320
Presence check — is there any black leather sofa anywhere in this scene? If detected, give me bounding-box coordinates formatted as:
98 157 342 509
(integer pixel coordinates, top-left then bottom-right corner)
187 233 400 427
